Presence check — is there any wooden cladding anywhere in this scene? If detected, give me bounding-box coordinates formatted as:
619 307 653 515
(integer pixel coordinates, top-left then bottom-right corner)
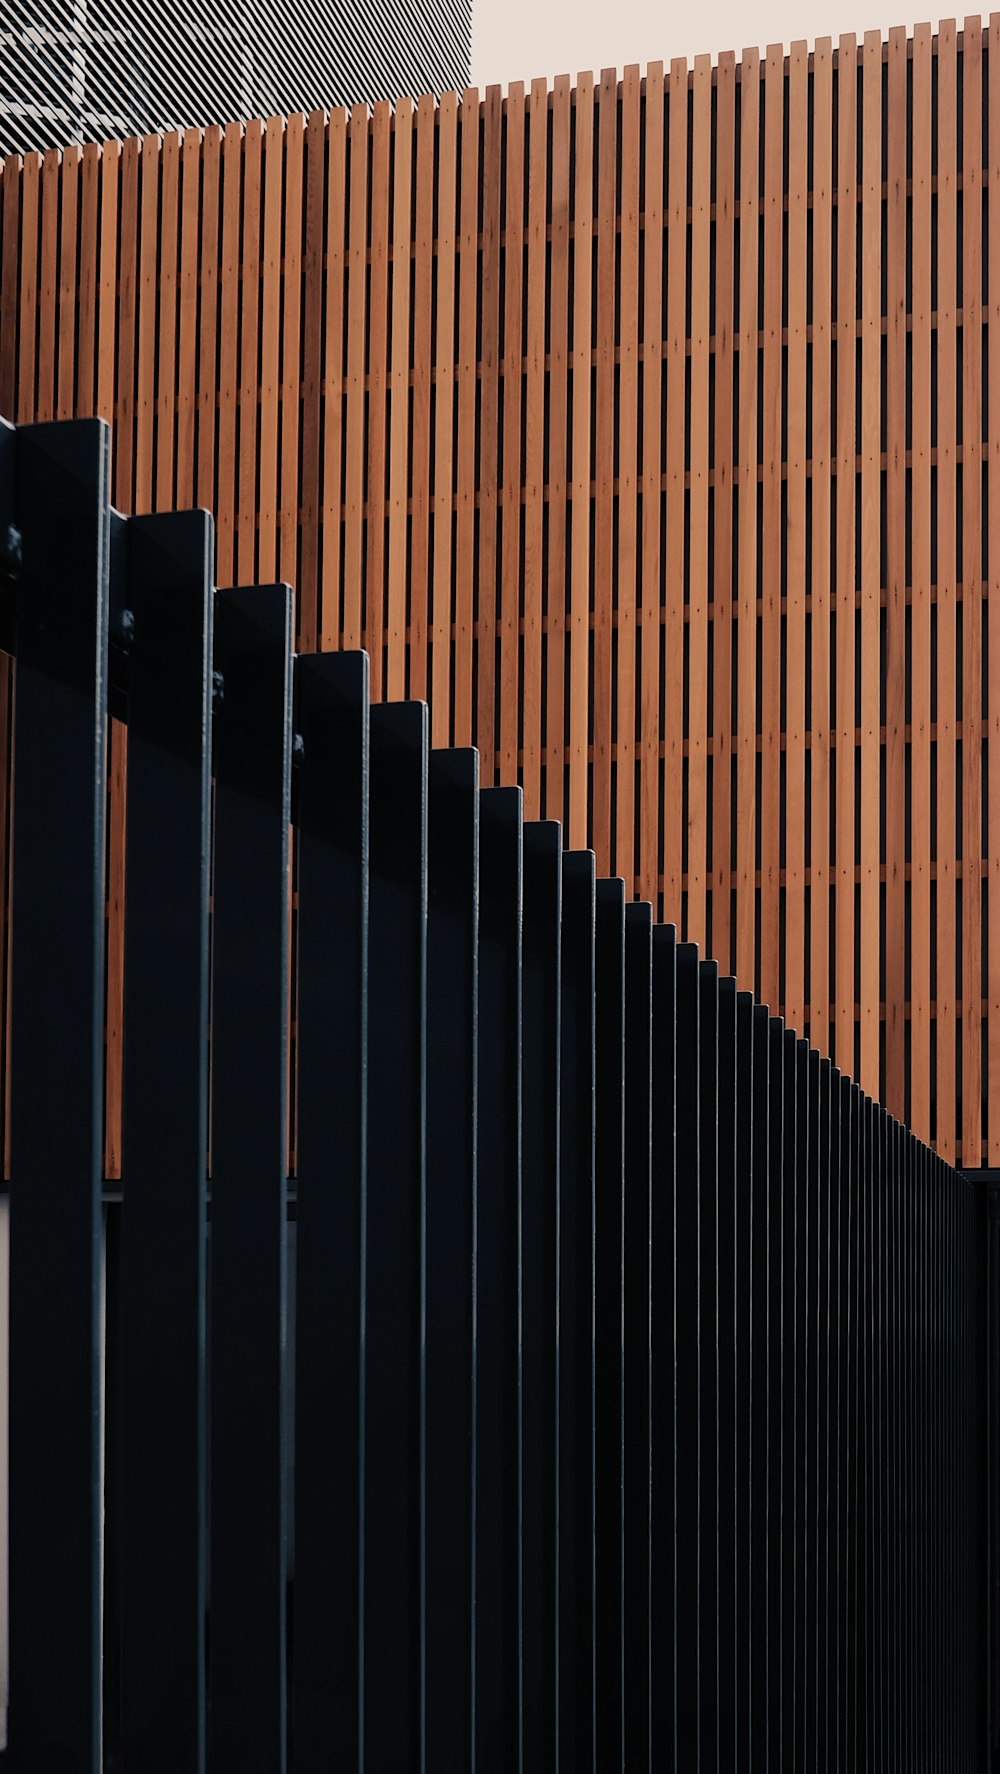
1 22 999 1163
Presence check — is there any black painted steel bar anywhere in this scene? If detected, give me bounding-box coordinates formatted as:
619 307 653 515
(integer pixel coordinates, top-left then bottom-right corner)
208 584 293 1774
556 851 595 1772
747 1002 770 1773
520 821 561 1772
363 701 427 1770
594 878 625 1774
673 942 700 1762
6 418 110 1774
119 509 214 1774
292 649 369 1771
622 902 652 1770
697 960 719 1768
716 976 738 1773
475 785 522 1774
424 744 478 1772
648 923 676 1772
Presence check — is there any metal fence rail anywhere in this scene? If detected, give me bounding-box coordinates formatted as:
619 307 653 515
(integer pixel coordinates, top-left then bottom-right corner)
0 413 990 1771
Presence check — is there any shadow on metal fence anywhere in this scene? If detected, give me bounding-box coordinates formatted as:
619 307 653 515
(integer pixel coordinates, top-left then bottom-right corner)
0 415 991 1771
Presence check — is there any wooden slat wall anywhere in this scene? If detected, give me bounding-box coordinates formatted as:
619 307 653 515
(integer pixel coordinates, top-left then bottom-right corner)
1 21 998 1165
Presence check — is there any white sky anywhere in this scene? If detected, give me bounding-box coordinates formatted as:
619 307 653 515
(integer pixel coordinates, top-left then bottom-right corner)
471 2 947 90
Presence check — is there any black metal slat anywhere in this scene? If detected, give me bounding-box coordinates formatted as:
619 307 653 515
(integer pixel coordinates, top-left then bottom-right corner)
556 851 595 1771
363 701 427 1770
649 924 677 1771
766 1017 785 1768
208 584 293 1774
673 942 700 1762
716 977 738 1773
748 1002 771 1772
594 878 625 1774
118 509 214 1774
475 785 522 1773
292 650 369 1771
731 989 753 1772
6 418 110 1773
622 902 652 1771
424 743 478 1772
520 822 561 1772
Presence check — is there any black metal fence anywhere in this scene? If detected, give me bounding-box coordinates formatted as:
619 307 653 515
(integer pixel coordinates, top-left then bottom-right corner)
0 414 992 1771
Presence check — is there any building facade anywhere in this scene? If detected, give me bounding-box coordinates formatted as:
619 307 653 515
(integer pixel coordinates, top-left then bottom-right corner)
0 0 471 154
0 20 997 1166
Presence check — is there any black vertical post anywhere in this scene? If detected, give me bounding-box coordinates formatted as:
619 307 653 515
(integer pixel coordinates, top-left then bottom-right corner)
648 923 676 1770
765 1017 785 1767
475 786 522 1774
119 509 214 1774
717 977 740 1771
292 650 369 1771
521 822 561 1772
747 1002 771 1771
594 878 625 1773
424 745 478 1772
557 851 595 1772
209 584 293 1774
6 418 110 1774
674 942 700 1762
622 902 652 1769
363 701 427 1771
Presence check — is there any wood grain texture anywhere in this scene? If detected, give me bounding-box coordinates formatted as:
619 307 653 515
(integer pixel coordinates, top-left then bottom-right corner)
2 33 998 1162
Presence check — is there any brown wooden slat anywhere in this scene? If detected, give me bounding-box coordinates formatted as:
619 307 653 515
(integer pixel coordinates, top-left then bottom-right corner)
15 154 39 426
97 140 119 428
522 75 548 819
476 84 502 781
663 58 687 926
545 74 571 825
237 122 263 584
113 137 138 506
454 86 480 747
884 26 908 1119
809 38 834 1058
710 51 735 972
320 110 346 653
962 17 984 1165
259 114 284 583
343 103 369 651
387 98 413 702
36 148 59 424
136 134 160 514
911 25 933 1145
569 69 594 850
937 18 959 1163
365 103 391 692
685 55 711 958
0 156 20 419
500 83 525 788
616 63 641 890
431 91 458 743
279 115 304 594
834 37 858 1077
195 127 221 522
759 44 783 1013
735 50 759 987
859 30 882 1098
77 145 99 416
155 132 180 512
299 111 326 651
175 128 201 510
410 91 435 703
57 146 80 421
784 41 808 1035
989 15 1000 1162
592 67 618 872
